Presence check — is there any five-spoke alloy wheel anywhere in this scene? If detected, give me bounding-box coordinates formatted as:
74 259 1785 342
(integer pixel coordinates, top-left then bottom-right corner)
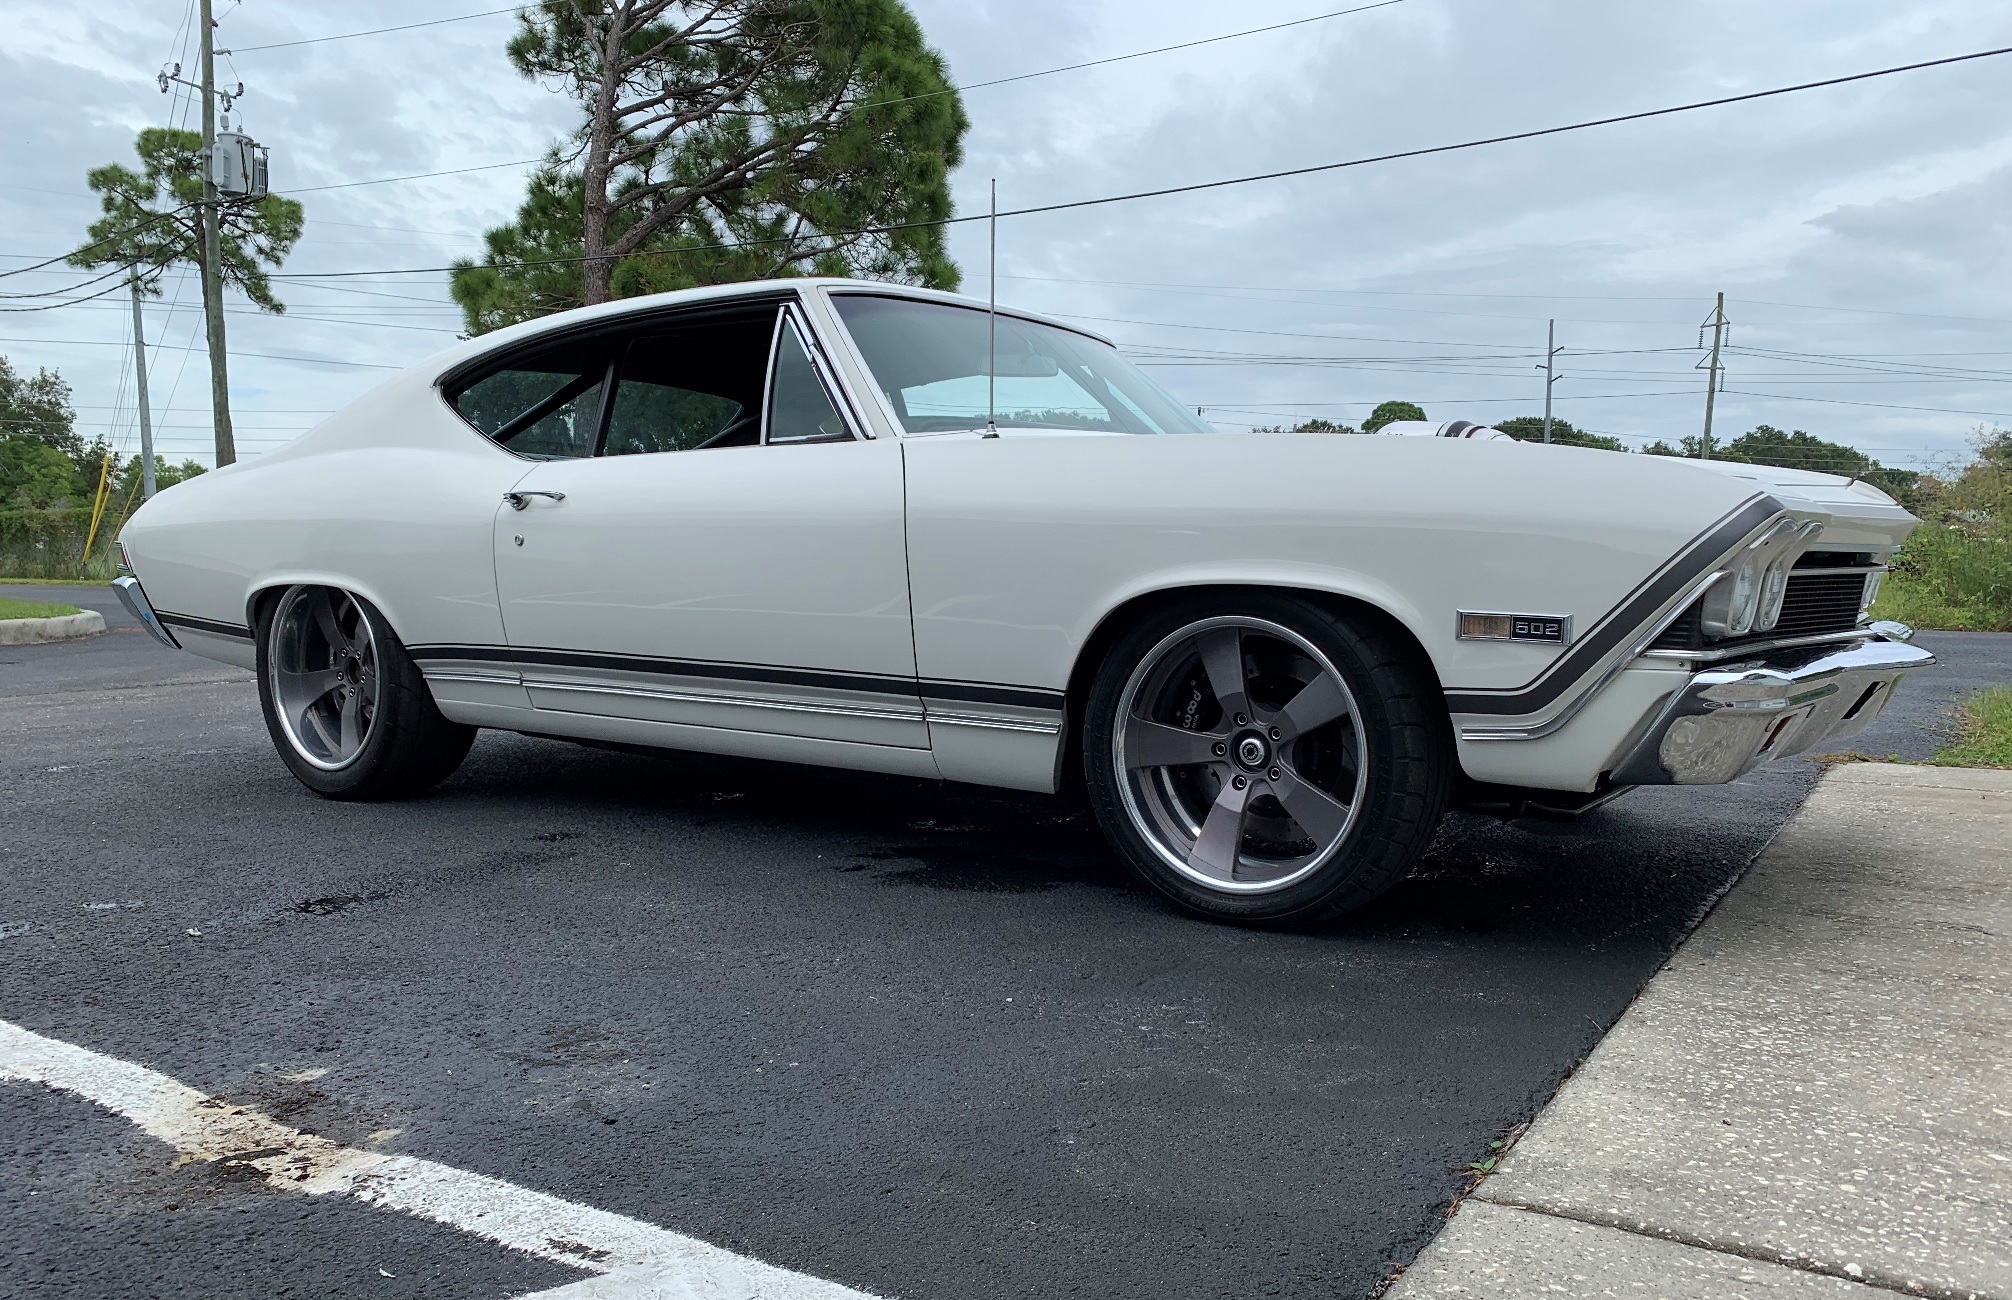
268 586 380 770
1085 594 1452 925
255 585 477 800
1116 615 1368 892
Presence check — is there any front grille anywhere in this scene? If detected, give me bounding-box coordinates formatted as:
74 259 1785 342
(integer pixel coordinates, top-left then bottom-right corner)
1649 569 1871 653
1770 571 1870 637
1650 603 1703 651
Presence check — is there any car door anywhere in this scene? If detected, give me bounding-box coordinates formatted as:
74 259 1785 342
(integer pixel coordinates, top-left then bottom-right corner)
490 297 925 748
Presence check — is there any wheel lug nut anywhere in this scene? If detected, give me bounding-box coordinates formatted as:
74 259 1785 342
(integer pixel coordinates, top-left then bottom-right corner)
1234 713 1248 726
1269 767 1283 782
1269 727 1282 740
1231 775 1247 790
1212 741 1227 757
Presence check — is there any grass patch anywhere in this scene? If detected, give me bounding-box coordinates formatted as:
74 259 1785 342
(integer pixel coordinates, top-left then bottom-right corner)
0 577 113 587
0 597 83 620
1933 687 2012 769
1873 526 2012 631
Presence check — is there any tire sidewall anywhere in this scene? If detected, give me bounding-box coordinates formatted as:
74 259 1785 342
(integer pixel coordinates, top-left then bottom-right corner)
255 587 413 798
1084 592 1434 924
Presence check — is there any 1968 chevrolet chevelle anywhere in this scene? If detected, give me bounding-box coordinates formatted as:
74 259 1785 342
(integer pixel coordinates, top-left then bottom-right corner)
114 279 1933 924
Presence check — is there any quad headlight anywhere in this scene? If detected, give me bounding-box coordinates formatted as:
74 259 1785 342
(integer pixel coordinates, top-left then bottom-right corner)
1700 519 1820 639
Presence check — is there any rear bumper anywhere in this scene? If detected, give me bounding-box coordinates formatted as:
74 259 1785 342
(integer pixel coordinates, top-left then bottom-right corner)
1611 636 1934 786
112 576 180 650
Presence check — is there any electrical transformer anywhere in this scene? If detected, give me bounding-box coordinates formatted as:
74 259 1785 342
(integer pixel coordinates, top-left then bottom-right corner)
208 132 270 201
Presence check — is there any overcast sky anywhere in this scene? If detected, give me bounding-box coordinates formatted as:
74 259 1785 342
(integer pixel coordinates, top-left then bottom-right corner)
4 0 2011 469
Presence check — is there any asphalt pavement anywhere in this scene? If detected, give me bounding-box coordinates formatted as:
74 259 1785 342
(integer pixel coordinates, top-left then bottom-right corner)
3 580 2006 1299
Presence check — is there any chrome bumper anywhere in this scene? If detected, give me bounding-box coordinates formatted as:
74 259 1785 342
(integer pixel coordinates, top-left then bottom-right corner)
1611 636 1935 786
112 575 180 649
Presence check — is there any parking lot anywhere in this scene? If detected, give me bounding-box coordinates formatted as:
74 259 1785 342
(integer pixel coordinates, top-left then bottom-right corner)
5 582 2005 1299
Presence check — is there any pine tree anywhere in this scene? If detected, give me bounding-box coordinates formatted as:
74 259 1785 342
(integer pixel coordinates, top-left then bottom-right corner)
67 129 304 313
452 0 967 334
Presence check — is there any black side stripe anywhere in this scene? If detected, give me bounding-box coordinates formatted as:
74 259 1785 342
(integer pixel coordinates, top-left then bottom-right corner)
405 644 1064 712
1444 494 1783 717
920 681 1067 711
156 611 253 641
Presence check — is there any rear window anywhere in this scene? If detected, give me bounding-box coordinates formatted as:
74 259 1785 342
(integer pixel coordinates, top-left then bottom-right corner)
449 337 611 460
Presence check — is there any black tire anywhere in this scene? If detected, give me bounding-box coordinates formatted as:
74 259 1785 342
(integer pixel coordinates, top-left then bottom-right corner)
255 585 476 801
1082 592 1452 926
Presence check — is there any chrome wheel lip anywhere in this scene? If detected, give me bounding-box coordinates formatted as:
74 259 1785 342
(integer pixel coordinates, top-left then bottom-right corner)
1113 614 1369 896
267 586 379 772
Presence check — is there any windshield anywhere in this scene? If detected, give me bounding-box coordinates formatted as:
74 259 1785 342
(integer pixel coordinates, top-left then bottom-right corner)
830 295 1214 435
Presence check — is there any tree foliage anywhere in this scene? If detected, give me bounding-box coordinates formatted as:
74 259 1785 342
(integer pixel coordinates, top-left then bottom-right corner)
0 355 81 461
113 455 207 501
0 436 80 510
452 0 968 334
1490 415 1626 452
1249 417 1361 435
66 129 304 312
0 355 100 512
1363 401 1424 432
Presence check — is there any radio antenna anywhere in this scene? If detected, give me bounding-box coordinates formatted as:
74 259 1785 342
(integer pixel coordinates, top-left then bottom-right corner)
985 177 998 438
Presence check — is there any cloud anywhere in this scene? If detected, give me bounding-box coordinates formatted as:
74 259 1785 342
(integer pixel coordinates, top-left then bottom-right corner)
3 0 2010 468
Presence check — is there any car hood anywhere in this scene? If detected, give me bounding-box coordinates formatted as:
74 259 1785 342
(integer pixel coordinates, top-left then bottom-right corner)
1659 456 1916 550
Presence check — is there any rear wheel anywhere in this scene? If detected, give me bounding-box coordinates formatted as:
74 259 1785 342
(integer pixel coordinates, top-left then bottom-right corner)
256 585 476 800
1083 594 1451 925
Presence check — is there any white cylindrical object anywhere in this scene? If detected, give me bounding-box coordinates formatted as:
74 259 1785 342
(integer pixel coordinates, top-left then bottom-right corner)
1374 420 1513 441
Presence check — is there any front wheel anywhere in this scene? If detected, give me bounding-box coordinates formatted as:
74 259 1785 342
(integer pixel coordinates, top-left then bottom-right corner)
256 585 476 801
1083 594 1452 925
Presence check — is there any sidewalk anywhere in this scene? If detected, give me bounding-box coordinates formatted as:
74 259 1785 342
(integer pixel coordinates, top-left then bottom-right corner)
1392 763 2012 1300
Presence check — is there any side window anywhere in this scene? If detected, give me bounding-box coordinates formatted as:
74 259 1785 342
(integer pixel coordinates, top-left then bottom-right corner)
451 301 859 460
604 379 745 456
766 316 851 445
451 340 609 460
599 307 778 456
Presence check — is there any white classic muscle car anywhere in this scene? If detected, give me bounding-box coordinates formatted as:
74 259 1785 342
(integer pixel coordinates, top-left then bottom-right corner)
114 279 1933 924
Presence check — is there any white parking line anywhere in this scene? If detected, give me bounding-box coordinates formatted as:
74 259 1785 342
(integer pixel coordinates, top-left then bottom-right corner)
0 1018 880 1299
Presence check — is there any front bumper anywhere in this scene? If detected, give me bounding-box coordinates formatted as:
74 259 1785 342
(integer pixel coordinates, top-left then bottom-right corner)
1611 635 1935 786
112 575 180 649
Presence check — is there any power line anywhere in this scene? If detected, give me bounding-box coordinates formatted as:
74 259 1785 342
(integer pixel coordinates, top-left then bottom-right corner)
893 0 1408 107
1721 390 2012 420
278 157 545 196
1004 271 1704 304
0 336 399 368
223 5 522 53
269 42 2012 282
1731 297 2012 328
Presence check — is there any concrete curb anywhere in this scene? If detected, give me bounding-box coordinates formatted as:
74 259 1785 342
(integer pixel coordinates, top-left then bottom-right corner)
1391 762 2012 1300
0 610 106 645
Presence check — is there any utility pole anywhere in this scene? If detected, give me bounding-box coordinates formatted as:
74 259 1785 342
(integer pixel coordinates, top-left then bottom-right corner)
197 0 235 467
1698 292 1729 461
1536 318 1563 443
129 275 157 499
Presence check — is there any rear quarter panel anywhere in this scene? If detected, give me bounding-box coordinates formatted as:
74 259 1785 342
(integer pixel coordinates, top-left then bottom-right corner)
116 376 528 659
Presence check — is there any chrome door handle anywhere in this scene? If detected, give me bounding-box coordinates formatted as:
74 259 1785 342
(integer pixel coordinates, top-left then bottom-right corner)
504 490 566 510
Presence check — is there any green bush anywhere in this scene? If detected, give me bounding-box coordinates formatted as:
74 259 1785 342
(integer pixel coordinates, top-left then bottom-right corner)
0 508 130 580
1874 524 2012 631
